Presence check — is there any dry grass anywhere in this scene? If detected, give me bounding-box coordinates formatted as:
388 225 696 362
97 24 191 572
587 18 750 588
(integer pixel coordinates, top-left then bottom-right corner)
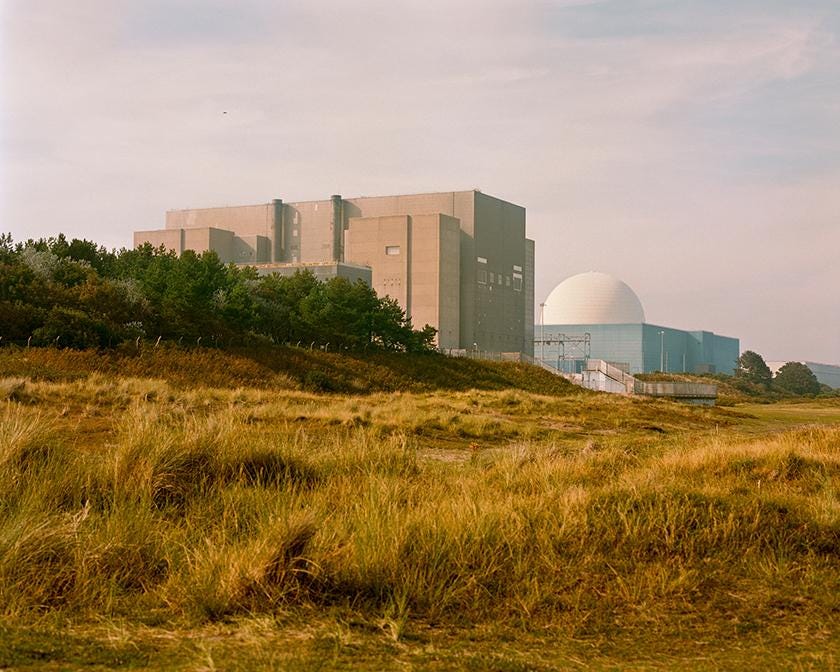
0 368 839 669
0 345 580 395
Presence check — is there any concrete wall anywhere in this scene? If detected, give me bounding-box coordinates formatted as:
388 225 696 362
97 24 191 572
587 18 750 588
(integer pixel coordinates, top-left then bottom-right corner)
472 192 528 354
642 324 700 374
345 215 411 310
281 200 335 263
410 214 460 349
340 191 478 347
341 190 527 352
524 239 535 357
233 235 271 264
167 204 274 257
345 212 461 349
435 215 461 350
182 228 234 262
689 330 739 375
134 229 182 253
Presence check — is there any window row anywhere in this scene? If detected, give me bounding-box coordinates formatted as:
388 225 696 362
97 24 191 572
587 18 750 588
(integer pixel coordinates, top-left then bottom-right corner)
477 269 523 291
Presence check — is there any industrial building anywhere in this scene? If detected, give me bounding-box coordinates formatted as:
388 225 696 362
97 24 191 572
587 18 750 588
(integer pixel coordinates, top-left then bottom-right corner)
536 272 739 375
135 190 534 354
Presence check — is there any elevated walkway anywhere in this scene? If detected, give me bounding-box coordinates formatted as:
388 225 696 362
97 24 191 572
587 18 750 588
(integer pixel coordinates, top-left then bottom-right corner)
440 349 717 404
582 360 717 405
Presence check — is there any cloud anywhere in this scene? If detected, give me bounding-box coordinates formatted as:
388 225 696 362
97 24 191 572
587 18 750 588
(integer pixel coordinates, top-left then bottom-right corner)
1 0 839 362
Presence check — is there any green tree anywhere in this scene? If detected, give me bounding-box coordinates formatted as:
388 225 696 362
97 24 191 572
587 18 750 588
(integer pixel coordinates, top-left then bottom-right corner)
76 277 149 344
0 301 44 342
773 362 821 396
300 277 381 350
33 307 108 349
736 350 772 388
252 270 321 344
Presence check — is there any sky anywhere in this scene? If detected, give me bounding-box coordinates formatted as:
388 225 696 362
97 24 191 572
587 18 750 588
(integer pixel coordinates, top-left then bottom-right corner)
2 0 839 363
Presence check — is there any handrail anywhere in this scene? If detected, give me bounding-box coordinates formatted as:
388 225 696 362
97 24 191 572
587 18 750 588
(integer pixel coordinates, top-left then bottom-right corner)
440 350 718 401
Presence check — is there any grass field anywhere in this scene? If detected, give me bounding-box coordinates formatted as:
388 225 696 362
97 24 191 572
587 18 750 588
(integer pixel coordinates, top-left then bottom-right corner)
0 349 839 670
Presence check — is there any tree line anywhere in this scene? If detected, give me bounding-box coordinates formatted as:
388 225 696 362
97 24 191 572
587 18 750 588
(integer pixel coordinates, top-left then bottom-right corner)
736 350 825 396
0 233 436 352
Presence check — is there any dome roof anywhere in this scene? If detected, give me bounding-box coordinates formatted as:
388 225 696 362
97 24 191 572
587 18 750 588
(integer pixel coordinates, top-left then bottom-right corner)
542 272 645 325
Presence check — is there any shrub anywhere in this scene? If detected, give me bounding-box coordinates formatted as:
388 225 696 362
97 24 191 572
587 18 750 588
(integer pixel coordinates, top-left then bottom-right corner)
304 369 334 393
33 307 109 349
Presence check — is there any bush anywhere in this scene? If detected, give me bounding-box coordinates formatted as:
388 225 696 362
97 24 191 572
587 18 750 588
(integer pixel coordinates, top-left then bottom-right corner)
304 369 335 393
33 307 109 349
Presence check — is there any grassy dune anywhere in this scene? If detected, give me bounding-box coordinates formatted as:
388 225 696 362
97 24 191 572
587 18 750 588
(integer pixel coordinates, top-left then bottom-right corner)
0 354 839 670
0 345 577 395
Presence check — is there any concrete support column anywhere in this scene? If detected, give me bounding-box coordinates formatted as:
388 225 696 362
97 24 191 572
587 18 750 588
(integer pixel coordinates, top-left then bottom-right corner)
272 199 284 263
331 194 343 262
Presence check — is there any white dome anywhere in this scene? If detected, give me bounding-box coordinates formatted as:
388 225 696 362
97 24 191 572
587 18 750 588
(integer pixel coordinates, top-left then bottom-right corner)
542 272 645 325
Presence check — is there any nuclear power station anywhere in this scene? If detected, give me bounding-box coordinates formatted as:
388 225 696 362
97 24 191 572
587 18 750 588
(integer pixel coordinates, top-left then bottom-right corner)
535 271 740 375
135 190 535 354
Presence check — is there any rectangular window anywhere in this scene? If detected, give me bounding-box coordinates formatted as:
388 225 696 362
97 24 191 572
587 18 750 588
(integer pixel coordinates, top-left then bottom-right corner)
292 229 298 237
497 275 502 285
513 273 523 291
477 256 488 264
385 245 400 256
505 276 511 286
489 272 495 283
478 269 487 284
513 264 522 272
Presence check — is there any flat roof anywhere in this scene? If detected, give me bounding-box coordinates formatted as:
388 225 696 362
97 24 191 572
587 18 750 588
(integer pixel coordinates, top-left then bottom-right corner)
166 189 525 213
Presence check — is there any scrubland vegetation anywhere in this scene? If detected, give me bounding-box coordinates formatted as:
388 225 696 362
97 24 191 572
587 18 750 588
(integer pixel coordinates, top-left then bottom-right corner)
1 349 839 669
0 233 435 352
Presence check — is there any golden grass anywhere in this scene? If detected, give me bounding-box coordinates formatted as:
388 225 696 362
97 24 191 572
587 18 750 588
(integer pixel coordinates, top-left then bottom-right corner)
0 371 839 669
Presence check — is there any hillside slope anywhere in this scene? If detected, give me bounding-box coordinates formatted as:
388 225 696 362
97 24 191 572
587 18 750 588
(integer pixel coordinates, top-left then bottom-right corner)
0 346 579 395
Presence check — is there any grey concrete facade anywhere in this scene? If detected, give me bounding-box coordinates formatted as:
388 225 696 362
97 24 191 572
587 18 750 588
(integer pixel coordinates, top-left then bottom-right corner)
135 190 534 354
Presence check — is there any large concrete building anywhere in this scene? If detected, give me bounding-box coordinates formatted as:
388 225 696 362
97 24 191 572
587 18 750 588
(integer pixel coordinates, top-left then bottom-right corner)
536 272 739 375
135 190 534 354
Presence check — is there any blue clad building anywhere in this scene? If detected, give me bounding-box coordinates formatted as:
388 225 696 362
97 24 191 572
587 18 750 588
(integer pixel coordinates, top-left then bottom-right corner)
536 272 739 375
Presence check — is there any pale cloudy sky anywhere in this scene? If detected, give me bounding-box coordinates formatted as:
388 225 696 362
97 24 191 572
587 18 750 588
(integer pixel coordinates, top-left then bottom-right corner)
2 0 839 363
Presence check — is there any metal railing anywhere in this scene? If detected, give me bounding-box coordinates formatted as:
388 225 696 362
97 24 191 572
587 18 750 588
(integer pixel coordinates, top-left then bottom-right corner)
584 359 717 399
439 350 718 401
633 380 717 399
441 348 525 362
